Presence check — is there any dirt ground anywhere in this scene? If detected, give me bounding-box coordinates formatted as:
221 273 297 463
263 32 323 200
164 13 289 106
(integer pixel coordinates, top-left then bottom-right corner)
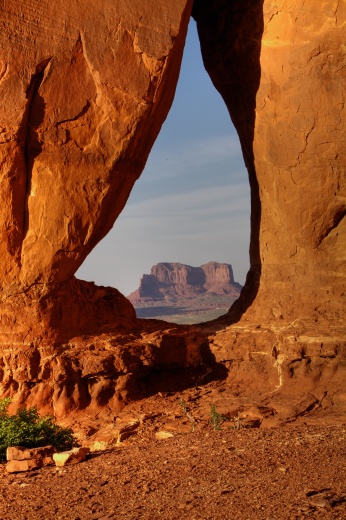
0 405 345 520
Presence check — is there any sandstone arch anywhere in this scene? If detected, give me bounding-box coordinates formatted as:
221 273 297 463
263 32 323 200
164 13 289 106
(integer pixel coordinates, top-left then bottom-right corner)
0 0 345 422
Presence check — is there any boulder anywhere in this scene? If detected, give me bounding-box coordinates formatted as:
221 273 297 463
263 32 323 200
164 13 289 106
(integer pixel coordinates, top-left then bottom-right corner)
6 445 55 462
5 445 56 473
114 420 140 444
6 459 43 474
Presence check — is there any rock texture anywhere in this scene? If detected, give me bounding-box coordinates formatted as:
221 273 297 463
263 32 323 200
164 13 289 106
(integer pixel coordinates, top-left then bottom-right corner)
0 0 213 420
1 321 213 421
0 0 193 342
53 447 90 467
193 0 346 405
6 445 55 473
128 262 242 302
0 0 345 426
6 446 55 462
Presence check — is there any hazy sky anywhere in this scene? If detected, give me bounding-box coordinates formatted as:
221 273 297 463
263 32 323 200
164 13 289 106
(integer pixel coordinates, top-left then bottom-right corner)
77 20 250 296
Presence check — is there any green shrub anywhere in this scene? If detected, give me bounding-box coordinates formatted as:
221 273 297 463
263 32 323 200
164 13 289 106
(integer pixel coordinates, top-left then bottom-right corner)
209 404 226 430
0 398 79 462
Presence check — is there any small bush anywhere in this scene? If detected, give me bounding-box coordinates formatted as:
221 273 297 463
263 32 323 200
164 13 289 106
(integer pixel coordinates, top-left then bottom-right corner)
209 404 226 430
0 398 79 462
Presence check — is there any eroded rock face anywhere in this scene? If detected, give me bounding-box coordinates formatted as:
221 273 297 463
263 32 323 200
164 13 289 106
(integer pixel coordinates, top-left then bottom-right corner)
1 322 212 419
0 0 345 424
194 0 346 405
194 0 346 326
0 0 193 342
0 0 211 417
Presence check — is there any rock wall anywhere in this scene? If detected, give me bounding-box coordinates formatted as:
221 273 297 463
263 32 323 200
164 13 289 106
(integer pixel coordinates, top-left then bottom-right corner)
0 0 213 417
201 262 240 294
0 322 212 421
0 0 345 421
194 0 345 328
151 263 206 289
194 0 346 407
0 0 193 343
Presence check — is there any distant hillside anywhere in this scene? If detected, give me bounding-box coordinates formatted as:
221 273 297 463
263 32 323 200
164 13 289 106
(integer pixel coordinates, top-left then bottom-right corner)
127 262 242 304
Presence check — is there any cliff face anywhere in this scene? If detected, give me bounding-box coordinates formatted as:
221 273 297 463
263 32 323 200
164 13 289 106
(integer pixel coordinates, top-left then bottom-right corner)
0 0 345 424
193 0 346 329
0 0 207 419
193 0 346 410
0 0 193 344
128 262 242 302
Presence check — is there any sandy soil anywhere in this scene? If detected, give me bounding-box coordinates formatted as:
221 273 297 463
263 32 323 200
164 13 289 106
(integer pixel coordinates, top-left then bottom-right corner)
1 419 345 520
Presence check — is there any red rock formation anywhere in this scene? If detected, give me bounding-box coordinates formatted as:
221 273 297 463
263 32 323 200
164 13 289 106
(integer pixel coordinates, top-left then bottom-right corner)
0 1 210 417
193 0 346 408
128 262 241 302
1 322 212 421
0 0 193 342
201 262 240 294
0 0 345 425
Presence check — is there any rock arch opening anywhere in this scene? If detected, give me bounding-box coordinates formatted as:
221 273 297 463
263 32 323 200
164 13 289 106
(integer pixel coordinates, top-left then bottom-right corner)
77 19 251 324
192 0 264 324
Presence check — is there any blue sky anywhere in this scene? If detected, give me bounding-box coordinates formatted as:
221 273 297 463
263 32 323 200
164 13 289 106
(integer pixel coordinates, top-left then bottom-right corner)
77 20 250 296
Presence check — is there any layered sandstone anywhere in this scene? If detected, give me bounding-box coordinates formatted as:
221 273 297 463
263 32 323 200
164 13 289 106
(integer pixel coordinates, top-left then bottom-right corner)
194 0 346 322
0 1 210 416
128 262 242 302
1 322 212 422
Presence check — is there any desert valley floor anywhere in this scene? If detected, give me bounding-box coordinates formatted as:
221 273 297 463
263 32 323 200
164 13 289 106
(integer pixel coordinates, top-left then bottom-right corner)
1 379 345 520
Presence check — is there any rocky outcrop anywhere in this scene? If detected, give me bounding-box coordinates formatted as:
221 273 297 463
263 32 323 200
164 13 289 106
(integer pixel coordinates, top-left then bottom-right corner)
6 446 56 473
0 320 213 421
193 0 346 407
0 278 136 347
0 0 345 425
0 0 193 343
193 0 345 328
128 262 242 302
5 445 90 472
0 0 212 420
53 448 90 467
202 262 241 294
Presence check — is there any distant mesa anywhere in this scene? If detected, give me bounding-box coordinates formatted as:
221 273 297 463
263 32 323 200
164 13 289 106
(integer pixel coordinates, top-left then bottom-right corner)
127 262 242 303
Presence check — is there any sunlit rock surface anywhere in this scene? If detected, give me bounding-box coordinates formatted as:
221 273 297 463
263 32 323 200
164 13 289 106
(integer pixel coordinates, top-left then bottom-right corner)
194 0 346 410
0 0 193 343
128 262 241 302
0 0 345 423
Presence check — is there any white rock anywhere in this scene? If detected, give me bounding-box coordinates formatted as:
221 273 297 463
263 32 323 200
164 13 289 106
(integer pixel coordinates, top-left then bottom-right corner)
53 447 90 467
155 431 174 440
